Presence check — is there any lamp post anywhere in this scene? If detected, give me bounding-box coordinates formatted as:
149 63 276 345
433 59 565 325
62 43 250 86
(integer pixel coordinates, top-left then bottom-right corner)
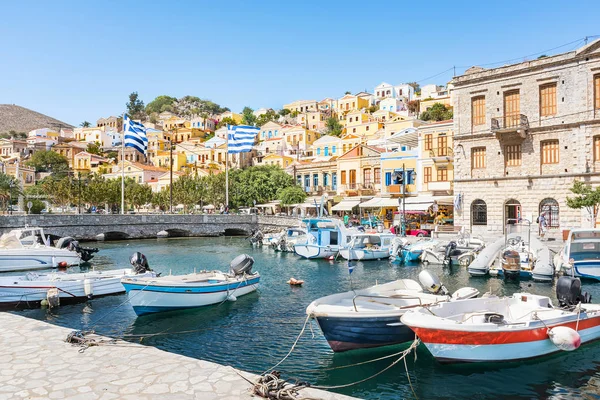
400 163 416 237
77 171 81 214
8 182 13 215
169 139 173 214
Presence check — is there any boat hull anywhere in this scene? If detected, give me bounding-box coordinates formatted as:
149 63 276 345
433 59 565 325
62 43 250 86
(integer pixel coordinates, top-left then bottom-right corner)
0 250 81 272
294 245 338 259
338 248 388 261
315 315 414 352
123 276 260 316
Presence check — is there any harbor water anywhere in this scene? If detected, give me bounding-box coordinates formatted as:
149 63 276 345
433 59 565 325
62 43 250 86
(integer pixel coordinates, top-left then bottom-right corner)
13 236 600 399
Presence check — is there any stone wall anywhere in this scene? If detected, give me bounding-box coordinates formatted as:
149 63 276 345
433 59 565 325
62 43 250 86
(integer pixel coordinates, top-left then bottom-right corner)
0 214 303 241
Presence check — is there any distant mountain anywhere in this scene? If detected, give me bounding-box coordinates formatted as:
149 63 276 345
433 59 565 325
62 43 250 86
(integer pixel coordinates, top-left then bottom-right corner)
0 104 74 134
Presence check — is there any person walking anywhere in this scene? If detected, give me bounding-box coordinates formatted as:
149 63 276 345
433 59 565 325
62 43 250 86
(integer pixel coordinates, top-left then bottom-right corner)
538 212 548 239
343 213 349 226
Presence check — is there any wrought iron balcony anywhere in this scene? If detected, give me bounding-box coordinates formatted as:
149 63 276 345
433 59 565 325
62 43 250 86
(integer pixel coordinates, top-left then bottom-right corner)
491 114 529 137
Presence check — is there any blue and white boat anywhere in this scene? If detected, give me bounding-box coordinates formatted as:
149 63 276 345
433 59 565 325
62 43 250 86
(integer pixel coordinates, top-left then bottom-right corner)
294 218 354 259
121 254 259 316
391 239 439 264
555 229 600 280
306 271 479 352
339 232 395 261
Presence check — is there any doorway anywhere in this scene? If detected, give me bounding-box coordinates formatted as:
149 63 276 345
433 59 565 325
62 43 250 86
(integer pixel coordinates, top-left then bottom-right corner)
504 199 521 229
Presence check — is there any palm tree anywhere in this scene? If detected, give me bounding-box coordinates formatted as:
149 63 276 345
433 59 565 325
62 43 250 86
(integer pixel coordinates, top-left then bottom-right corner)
80 121 91 128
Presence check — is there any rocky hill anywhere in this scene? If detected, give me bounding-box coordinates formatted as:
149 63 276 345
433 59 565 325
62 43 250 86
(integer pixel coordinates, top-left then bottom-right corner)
0 104 74 134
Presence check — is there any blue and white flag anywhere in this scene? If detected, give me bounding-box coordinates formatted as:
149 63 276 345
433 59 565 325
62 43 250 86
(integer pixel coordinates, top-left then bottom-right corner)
348 261 355 275
227 125 259 154
123 114 148 155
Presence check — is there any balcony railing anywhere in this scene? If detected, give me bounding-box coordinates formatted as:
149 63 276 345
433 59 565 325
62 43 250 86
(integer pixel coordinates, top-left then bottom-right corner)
491 114 529 135
429 147 454 158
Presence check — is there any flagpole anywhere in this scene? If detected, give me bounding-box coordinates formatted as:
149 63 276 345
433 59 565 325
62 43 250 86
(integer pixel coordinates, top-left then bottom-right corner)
225 124 229 209
121 127 125 215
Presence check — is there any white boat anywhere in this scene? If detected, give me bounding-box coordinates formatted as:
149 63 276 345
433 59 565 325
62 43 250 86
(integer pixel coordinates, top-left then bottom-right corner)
420 235 485 266
121 254 260 316
0 227 84 272
294 218 355 259
392 239 440 263
554 229 600 280
306 271 479 352
339 232 395 261
401 276 598 363
269 228 307 252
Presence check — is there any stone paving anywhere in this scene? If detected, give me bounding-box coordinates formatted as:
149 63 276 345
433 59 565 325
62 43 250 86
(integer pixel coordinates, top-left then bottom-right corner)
0 313 358 400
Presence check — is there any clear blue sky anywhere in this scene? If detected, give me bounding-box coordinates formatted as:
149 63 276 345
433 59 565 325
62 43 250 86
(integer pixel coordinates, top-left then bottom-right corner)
1 0 599 126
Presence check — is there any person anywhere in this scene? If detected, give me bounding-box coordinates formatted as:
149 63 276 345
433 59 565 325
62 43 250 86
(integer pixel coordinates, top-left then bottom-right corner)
389 225 396 235
538 212 548 238
343 213 349 226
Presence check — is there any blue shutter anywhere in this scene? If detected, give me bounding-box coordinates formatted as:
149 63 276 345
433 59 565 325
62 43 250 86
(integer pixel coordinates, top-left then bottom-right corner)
317 148 321 155
313 174 318 187
332 145 337 154
324 146 329 156
332 173 337 190
385 172 392 186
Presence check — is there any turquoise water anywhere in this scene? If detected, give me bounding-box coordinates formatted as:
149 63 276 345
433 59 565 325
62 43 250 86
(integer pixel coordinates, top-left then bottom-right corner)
12 237 600 399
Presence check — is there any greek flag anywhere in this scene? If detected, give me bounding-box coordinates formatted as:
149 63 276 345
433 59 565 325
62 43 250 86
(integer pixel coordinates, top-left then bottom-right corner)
227 125 259 154
123 114 148 155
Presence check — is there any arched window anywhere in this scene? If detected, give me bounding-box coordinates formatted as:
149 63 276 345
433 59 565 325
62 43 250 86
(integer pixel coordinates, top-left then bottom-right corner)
540 198 559 228
471 199 487 226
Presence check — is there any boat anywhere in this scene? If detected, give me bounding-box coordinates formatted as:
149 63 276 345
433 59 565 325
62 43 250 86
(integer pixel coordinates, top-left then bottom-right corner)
269 227 307 252
294 218 355 259
0 227 93 272
401 276 599 363
554 229 600 280
393 239 440 264
0 252 154 307
420 236 485 266
248 230 264 247
121 254 260 316
389 237 409 260
338 232 395 261
306 270 479 352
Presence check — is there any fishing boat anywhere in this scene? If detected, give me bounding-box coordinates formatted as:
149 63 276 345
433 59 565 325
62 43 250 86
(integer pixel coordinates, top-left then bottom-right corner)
0 252 154 307
338 232 395 261
392 239 439 264
0 227 91 272
401 276 599 363
294 218 354 259
269 227 307 252
554 229 600 280
306 271 479 352
121 254 260 316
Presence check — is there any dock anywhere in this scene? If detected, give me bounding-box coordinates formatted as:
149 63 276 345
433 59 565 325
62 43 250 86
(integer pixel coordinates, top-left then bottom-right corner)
0 312 358 400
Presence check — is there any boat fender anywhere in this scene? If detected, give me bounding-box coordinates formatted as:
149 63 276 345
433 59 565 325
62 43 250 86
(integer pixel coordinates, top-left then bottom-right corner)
84 278 94 298
227 294 237 302
47 288 60 308
548 326 581 351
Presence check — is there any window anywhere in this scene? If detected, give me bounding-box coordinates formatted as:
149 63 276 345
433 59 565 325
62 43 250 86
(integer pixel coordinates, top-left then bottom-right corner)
437 167 448 181
324 146 329 156
366 126 370 131
313 174 318 188
332 173 337 190
540 198 559 228
472 147 486 169
374 168 381 184
471 199 487 226
471 96 486 126
364 169 371 185
341 171 347 185
332 145 337 154
323 173 329 186
540 83 557 116
595 74 600 110
317 148 321 156
595 136 600 161
424 167 432 183
505 144 522 166
385 172 392 186
424 134 432 150
353 128 356 133
437 135 447 156
504 90 520 128
541 140 559 164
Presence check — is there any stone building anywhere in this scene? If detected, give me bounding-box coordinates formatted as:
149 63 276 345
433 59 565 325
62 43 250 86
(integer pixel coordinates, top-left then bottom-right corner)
451 39 600 234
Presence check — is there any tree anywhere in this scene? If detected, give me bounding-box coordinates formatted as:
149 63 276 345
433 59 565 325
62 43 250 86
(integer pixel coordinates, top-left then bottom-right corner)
126 181 153 211
420 103 453 121
407 100 420 114
26 151 69 175
566 181 600 227
290 110 299 118
86 142 103 156
256 110 279 127
279 109 291 117
80 121 91 128
241 106 257 126
368 105 378 113
216 117 238 130
407 82 420 94
0 173 20 212
344 91 352 95
277 186 306 206
126 92 146 120
40 176 75 210
324 117 344 137
145 95 177 115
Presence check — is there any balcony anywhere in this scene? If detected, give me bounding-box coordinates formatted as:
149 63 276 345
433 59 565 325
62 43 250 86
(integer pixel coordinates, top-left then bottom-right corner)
491 114 529 138
387 184 417 194
426 181 453 192
429 147 453 163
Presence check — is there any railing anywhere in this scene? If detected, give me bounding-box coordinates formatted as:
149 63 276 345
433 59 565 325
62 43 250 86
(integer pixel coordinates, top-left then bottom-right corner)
388 184 417 194
429 147 454 157
491 114 529 132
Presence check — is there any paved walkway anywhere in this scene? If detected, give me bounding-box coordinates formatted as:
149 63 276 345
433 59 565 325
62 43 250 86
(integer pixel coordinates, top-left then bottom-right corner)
0 313 358 400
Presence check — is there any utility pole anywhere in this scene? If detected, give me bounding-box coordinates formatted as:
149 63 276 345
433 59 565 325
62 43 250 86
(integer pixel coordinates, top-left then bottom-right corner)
78 171 81 214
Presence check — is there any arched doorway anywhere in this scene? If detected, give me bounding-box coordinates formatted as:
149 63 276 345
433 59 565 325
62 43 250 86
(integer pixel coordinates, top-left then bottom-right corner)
504 199 521 225
539 198 559 228
471 199 487 226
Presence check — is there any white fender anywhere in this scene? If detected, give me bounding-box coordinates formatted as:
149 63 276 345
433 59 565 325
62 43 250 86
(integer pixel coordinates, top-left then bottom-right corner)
548 326 581 351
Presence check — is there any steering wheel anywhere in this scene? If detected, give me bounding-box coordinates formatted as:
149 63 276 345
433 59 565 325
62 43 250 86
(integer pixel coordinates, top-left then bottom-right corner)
507 238 519 246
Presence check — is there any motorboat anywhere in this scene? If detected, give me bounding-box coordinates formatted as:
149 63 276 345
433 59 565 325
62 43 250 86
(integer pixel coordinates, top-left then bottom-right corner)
393 239 440 264
554 229 600 280
468 220 554 281
401 276 599 363
338 232 395 261
0 227 92 272
389 237 409 260
306 271 479 352
121 254 260 316
248 230 264 247
294 218 355 259
0 252 154 307
269 227 307 252
420 236 485 266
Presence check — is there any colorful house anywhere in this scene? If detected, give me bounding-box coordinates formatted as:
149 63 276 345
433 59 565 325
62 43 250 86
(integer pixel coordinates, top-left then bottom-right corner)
256 153 294 168
418 120 454 196
336 144 383 197
337 94 369 114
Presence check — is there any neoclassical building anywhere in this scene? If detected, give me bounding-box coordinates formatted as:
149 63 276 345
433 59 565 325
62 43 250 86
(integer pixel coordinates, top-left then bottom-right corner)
451 39 600 234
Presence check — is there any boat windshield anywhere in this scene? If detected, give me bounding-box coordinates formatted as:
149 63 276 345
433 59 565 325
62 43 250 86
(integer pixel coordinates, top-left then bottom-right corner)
572 231 600 240
287 229 304 237
570 241 600 261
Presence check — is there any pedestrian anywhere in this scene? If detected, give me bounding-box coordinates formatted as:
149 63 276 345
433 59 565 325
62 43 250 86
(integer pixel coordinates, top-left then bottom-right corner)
538 212 548 238
343 213 349 226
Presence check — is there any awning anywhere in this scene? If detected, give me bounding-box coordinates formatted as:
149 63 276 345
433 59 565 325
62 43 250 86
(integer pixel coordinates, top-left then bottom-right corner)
399 195 455 212
360 197 402 208
332 199 361 211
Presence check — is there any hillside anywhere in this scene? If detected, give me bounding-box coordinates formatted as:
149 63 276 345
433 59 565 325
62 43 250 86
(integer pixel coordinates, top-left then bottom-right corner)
0 104 74 134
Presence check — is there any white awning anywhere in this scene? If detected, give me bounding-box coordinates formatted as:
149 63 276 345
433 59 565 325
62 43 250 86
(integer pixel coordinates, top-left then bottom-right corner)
359 197 402 208
359 197 382 208
332 199 361 211
399 195 454 212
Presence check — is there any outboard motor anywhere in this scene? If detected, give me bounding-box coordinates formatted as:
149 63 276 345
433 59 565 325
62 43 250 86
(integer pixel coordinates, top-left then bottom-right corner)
130 252 152 274
56 236 76 249
443 241 458 266
418 270 449 296
556 276 592 307
230 254 254 276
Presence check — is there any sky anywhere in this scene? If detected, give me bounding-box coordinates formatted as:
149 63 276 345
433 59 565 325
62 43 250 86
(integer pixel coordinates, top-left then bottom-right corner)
1 0 599 126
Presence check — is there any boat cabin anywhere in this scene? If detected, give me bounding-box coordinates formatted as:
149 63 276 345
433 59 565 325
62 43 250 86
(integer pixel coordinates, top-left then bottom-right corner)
302 218 351 247
350 234 394 249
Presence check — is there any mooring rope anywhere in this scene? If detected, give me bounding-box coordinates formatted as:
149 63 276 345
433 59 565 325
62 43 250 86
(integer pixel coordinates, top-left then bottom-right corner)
260 314 312 375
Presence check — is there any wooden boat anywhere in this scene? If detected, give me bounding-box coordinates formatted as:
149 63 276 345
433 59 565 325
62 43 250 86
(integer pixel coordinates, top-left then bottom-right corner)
121 254 259 316
401 276 599 363
554 229 600 280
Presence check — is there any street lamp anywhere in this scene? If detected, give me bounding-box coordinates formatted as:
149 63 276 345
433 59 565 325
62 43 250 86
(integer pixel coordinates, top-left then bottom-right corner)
399 164 417 237
8 182 13 215
77 171 81 215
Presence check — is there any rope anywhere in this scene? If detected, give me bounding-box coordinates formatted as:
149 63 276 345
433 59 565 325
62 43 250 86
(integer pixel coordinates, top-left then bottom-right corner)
65 330 117 353
260 314 311 375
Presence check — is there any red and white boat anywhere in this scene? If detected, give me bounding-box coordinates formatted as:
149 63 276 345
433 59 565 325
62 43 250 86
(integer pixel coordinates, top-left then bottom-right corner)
401 277 600 363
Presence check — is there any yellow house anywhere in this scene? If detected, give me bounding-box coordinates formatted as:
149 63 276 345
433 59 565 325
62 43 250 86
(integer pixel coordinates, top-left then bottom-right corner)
73 151 112 174
257 153 294 168
336 144 383 197
163 117 191 131
4 163 35 186
219 111 243 124
345 109 370 126
419 97 452 114
283 100 317 113
52 142 87 167
299 111 326 130
290 159 338 196
345 121 382 138
418 120 454 195
153 150 188 172
258 121 285 142
384 119 426 138
340 134 363 154
284 127 319 156
337 94 369 114
168 127 207 143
